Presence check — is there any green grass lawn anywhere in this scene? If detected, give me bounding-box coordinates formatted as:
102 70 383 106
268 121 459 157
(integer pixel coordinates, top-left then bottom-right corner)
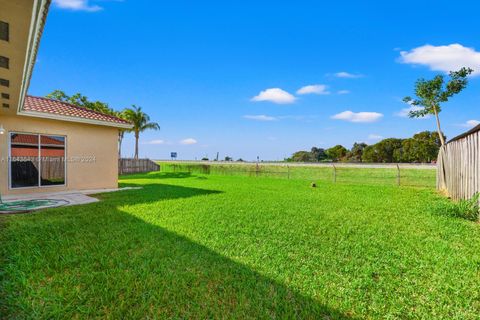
158 162 436 188
1 171 480 319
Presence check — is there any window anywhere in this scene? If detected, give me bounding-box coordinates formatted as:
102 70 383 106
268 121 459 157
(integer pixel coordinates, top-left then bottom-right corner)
0 21 8 41
0 79 8 87
10 133 66 188
2 103 9 108
1 93 9 99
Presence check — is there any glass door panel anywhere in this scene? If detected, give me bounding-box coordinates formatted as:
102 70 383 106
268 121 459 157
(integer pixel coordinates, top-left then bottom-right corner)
10 133 39 188
40 135 65 186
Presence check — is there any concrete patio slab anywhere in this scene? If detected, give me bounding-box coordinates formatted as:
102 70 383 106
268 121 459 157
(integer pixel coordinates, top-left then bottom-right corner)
2 187 142 207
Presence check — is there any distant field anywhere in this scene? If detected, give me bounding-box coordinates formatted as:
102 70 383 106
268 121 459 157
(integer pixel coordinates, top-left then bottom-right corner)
157 161 437 188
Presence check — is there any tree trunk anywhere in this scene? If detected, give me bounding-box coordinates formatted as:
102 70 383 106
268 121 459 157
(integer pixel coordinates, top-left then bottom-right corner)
134 132 139 159
118 131 124 159
433 106 446 146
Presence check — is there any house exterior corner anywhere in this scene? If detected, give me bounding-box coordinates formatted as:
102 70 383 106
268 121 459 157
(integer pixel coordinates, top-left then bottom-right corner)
0 114 120 196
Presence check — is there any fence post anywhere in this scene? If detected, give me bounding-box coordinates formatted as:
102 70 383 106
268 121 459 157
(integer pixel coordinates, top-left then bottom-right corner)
333 164 337 183
396 164 400 186
287 165 290 179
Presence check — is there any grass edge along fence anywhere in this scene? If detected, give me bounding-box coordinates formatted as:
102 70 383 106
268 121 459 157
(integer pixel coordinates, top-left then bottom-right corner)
157 162 436 188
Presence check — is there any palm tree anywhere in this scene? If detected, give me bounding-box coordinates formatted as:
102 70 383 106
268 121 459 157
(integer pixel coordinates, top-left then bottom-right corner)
124 105 160 159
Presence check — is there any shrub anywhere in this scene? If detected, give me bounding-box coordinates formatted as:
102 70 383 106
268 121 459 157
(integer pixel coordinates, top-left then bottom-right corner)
438 193 480 221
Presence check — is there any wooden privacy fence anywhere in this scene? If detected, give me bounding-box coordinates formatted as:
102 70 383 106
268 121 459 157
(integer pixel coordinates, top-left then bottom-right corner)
437 128 480 200
119 158 160 175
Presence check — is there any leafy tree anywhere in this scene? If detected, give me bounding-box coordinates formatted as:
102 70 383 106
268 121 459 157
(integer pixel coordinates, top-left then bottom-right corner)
124 105 160 159
310 147 327 162
290 151 314 162
347 142 368 162
45 90 130 158
46 90 69 102
326 145 348 162
396 131 443 163
403 67 473 146
396 138 436 163
362 138 402 163
224 156 233 161
361 145 379 163
412 131 445 147
46 90 116 115
360 132 441 163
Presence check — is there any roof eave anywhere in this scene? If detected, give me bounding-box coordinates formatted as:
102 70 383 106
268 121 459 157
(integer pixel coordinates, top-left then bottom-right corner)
18 110 134 129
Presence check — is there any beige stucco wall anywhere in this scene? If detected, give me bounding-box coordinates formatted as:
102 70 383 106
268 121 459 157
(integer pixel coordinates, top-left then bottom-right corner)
0 0 35 116
0 114 119 195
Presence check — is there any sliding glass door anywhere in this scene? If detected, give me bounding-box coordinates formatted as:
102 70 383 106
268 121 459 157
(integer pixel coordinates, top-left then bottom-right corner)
10 133 66 188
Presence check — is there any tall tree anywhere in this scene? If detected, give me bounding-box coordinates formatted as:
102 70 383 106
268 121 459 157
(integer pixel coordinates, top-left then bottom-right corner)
310 147 327 162
289 151 313 162
124 105 160 159
326 145 348 162
362 138 403 163
115 109 131 159
348 142 368 162
403 67 473 146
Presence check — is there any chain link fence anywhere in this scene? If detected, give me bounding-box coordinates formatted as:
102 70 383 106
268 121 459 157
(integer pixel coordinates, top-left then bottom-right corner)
157 162 436 188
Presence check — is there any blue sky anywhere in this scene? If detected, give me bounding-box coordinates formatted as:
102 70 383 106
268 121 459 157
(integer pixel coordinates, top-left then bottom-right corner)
30 0 480 160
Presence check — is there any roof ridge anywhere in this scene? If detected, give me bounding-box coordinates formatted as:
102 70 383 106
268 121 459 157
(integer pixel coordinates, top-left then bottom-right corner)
26 95 131 124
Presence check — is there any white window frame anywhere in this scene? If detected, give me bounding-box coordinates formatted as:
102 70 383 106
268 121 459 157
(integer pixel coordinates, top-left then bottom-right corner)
8 131 67 189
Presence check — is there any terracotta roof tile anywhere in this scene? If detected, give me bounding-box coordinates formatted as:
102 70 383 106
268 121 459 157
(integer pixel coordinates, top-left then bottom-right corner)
23 96 131 126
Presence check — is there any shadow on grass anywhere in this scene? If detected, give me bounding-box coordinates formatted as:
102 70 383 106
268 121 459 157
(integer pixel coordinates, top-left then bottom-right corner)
0 183 355 319
96 182 222 207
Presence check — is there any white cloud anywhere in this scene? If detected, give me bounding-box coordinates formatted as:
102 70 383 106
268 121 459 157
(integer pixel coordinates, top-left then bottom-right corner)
460 120 480 128
334 72 363 79
296 84 330 95
251 88 296 104
180 138 198 145
53 0 102 11
142 139 165 145
337 90 350 95
331 111 383 123
243 115 278 121
368 134 384 141
399 44 480 76
395 105 431 119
